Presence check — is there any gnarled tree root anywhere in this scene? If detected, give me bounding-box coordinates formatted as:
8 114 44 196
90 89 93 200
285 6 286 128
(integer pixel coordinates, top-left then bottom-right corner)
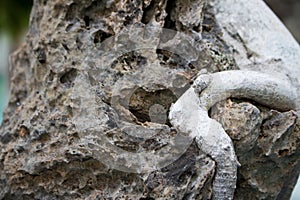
169 70 299 200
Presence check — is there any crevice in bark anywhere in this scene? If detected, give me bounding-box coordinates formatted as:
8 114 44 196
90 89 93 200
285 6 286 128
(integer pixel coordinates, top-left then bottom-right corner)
83 15 90 28
114 140 140 152
0 133 13 144
129 88 177 124
65 3 78 21
141 0 156 24
110 51 147 72
93 30 114 44
60 68 78 88
156 49 197 71
163 0 176 30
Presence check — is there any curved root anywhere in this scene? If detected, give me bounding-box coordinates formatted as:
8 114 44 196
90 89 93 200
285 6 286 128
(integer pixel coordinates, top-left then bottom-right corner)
169 70 299 200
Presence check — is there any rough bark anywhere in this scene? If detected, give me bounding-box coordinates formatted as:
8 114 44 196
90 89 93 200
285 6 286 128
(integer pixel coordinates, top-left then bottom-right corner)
0 0 299 200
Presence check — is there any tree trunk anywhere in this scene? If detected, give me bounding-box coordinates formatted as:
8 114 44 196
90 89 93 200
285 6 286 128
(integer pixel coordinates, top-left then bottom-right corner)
0 0 299 199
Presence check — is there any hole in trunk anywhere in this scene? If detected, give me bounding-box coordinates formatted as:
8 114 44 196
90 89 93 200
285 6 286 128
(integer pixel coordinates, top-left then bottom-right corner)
60 68 78 88
129 88 177 125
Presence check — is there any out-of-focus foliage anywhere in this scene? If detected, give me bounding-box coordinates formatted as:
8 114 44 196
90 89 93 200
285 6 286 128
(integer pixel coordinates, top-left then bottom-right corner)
0 0 33 39
0 0 33 123
0 74 7 123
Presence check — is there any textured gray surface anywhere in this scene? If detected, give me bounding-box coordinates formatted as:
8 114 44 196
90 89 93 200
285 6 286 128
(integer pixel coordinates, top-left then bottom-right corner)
0 0 299 199
170 70 299 199
211 0 300 198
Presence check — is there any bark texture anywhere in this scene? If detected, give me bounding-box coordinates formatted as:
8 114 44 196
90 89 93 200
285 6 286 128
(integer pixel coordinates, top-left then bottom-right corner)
0 0 299 199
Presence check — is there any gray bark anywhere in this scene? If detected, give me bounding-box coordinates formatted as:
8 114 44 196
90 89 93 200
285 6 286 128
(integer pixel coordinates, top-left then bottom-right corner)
0 0 299 199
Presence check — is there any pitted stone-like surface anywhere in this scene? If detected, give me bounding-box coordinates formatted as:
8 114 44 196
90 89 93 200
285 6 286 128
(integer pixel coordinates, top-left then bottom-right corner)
211 99 300 199
0 0 232 199
210 99 262 153
0 0 299 199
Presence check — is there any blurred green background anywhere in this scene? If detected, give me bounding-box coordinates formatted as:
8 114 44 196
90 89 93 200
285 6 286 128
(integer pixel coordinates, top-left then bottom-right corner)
0 0 33 38
0 0 33 123
0 0 299 198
